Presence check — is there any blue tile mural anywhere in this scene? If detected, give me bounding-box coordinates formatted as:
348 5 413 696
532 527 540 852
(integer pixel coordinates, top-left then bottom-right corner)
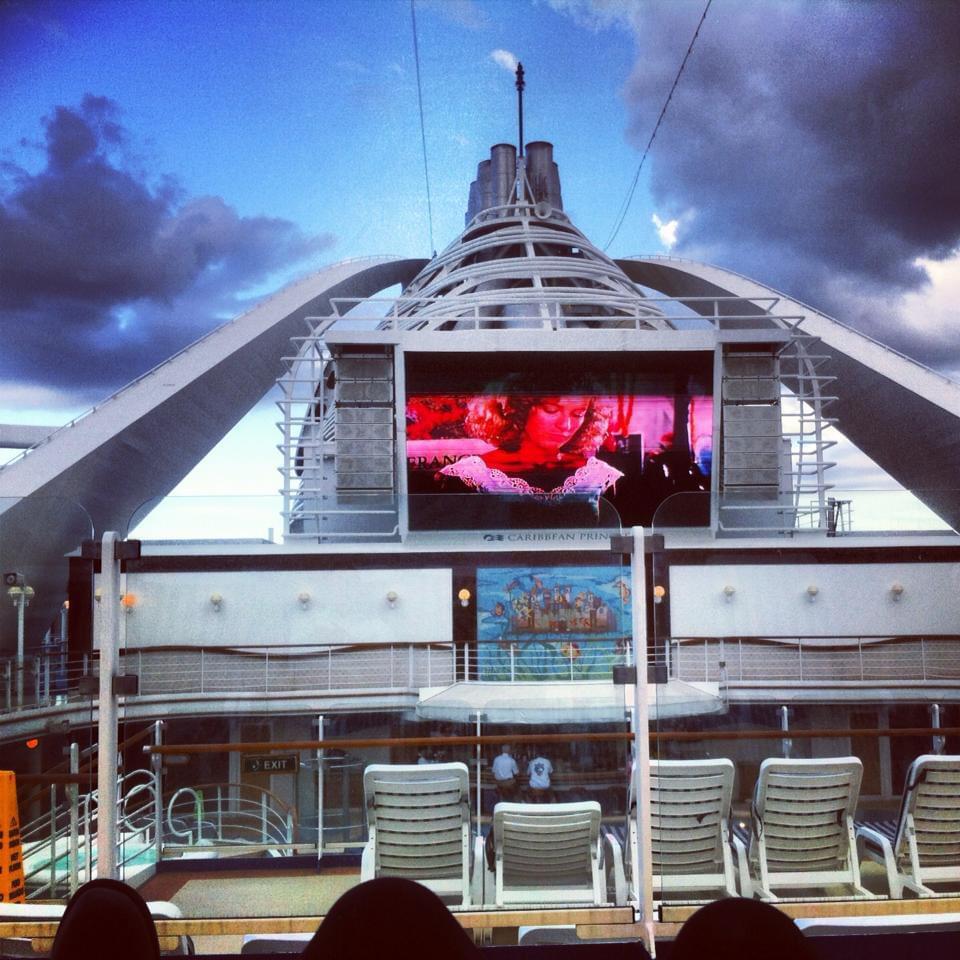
476 566 631 680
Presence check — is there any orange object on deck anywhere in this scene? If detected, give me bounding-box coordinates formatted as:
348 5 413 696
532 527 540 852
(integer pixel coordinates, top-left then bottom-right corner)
0 771 25 902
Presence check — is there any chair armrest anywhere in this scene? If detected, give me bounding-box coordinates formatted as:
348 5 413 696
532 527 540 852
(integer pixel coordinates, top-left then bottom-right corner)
730 833 754 899
603 829 628 906
471 834 486 907
360 838 375 882
855 824 901 898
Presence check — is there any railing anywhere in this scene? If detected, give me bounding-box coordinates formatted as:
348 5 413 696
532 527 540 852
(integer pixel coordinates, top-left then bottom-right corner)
462 638 634 682
671 634 960 685
0 642 457 716
21 766 157 898
165 782 294 850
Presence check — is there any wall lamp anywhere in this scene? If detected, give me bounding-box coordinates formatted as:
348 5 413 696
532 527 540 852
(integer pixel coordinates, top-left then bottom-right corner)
210 592 223 612
298 591 311 610
890 582 905 602
653 585 666 605
458 588 471 608
386 590 399 609
722 585 736 602
120 593 137 613
806 584 819 602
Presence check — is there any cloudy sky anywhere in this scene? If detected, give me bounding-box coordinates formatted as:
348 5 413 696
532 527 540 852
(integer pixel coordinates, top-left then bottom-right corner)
1 0 957 529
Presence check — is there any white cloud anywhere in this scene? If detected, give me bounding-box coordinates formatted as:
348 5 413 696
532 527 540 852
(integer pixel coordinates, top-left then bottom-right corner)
490 49 519 73
651 213 679 249
901 252 960 336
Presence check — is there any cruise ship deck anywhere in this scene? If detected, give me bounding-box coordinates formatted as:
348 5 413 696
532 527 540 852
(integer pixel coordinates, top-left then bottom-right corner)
2 118 960 957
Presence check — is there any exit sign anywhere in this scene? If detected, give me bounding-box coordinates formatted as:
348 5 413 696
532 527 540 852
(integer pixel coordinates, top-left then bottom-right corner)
242 754 298 775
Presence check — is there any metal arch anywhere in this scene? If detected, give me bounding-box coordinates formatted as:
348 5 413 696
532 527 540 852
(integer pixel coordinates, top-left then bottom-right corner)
0 255 427 651
616 255 960 533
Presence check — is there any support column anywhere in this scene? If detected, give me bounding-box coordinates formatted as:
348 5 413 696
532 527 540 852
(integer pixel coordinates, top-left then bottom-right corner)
96 532 120 880
629 526 655 951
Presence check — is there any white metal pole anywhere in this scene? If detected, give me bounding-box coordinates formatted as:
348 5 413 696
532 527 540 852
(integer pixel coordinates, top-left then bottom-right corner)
475 713 482 839
68 742 79 895
97 532 120 879
15 590 25 708
317 714 325 862
153 720 164 865
630 526 655 953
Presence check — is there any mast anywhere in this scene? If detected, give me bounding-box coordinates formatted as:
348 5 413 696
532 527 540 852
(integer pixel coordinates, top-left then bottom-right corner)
515 62 526 202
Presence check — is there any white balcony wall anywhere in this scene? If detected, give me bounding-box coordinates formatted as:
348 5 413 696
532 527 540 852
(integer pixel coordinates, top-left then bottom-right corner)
669 563 960 638
109 569 453 647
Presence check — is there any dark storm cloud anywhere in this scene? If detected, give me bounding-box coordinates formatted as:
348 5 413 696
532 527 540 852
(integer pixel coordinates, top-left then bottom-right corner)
616 0 960 359
0 95 333 391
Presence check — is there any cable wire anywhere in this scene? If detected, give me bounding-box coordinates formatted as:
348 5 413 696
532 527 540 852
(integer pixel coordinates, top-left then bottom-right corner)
603 0 712 252
410 0 436 255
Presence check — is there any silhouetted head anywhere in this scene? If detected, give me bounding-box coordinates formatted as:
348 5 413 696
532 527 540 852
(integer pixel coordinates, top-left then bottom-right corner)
304 877 479 960
671 898 814 960
51 879 160 960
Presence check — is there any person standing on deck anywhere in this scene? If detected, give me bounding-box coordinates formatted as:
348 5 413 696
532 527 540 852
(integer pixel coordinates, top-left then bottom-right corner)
492 744 519 800
527 752 553 801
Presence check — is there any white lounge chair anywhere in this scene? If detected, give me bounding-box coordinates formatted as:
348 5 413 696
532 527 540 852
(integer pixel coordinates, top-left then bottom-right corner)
0 900 192 956
749 756 873 900
361 762 481 907
856 754 960 897
491 801 605 907
606 758 750 904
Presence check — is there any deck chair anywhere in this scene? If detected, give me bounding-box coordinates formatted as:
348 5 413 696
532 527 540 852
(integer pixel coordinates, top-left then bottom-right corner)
606 759 750 904
856 754 960 897
749 756 873 900
361 762 481 907
491 801 605 907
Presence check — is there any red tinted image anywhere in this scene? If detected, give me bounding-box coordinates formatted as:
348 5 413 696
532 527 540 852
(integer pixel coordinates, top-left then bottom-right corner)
406 374 712 528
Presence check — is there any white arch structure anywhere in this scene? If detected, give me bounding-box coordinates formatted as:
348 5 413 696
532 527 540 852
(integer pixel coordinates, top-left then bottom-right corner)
618 257 960 536
0 256 426 645
2 248 960 649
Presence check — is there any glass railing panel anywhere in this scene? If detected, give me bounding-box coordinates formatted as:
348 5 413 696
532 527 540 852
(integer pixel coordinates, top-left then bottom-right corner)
649 487 960 919
0 495 97 902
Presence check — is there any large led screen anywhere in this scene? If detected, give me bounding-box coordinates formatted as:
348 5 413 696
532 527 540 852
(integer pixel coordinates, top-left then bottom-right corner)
476 566 631 680
406 352 712 529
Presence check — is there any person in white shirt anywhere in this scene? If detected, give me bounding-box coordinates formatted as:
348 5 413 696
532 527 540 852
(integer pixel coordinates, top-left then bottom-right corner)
491 744 519 799
527 754 553 801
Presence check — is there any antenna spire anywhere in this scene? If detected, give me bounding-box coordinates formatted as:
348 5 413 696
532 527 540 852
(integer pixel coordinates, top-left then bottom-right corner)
515 62 525 157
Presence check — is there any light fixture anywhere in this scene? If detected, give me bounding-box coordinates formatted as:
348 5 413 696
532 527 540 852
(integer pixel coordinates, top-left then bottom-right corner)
458 588 471 608
386 590 399 609
6 585 35 606
890 582 905 602
298 591 311 609
94 588 102 604
210 592 223 611
653 585 666 605
722 585 736 602
806 585 819 602
120 593 137 612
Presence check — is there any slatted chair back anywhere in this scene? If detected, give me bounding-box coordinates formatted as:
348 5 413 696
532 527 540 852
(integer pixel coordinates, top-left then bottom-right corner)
895 754 960 891
492 801 603 907
751 757 872 899
651 758 738 897
362 763 472 905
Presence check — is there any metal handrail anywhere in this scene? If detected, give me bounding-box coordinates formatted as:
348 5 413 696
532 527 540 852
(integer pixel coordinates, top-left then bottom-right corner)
165 782 293 848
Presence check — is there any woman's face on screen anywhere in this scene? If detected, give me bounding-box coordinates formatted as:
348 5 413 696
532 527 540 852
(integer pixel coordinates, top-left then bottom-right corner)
521 396 589 455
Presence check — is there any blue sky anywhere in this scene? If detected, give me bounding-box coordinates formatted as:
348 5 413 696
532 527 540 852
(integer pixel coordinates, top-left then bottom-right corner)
1 0 957 531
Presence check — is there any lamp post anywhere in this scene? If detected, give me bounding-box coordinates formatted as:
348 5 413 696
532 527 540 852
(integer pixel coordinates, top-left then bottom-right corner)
7 583 35 708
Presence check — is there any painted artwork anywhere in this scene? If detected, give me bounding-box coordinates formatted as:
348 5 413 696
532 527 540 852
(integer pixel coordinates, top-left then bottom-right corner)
476 566 631 680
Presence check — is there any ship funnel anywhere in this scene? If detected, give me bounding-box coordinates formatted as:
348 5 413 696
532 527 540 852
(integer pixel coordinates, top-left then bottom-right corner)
465 141 563 224
525 141 563 211
490 143 517 209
